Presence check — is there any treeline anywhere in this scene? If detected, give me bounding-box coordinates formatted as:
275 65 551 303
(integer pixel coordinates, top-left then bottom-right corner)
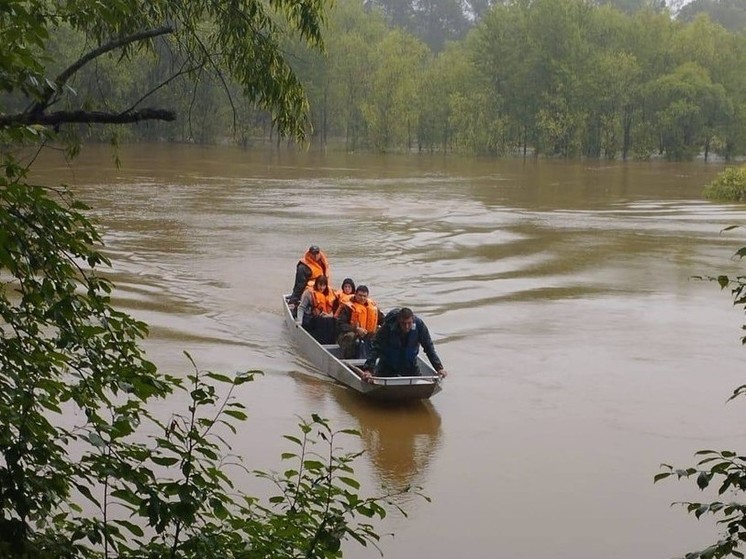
36 0 746 160
678 0 746 31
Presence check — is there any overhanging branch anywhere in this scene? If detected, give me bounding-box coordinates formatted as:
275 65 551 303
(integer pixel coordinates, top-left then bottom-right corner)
31 25 175 114
0 109 176 127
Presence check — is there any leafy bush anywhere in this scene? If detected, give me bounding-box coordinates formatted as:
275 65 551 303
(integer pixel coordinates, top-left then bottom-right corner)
703 165 746 201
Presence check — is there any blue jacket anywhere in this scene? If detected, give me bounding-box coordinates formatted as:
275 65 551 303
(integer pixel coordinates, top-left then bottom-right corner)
363 311 443 374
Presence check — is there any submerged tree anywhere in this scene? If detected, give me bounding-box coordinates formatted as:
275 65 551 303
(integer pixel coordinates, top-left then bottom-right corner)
0 1 409 557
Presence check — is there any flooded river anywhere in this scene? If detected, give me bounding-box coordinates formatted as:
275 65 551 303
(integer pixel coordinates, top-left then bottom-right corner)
30 144 746 558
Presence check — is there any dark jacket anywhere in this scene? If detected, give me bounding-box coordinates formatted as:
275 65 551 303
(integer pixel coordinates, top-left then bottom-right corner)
289 261 312 305
363 310 443 375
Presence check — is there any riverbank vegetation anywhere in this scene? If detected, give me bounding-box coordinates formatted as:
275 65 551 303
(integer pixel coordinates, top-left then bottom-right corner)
4 0 744 160
703 165 746 201
0 1 408 557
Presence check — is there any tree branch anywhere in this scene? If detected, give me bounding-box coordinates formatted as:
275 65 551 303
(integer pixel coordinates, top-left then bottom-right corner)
31 25 175 114
122 60 200 114
0 109 176 127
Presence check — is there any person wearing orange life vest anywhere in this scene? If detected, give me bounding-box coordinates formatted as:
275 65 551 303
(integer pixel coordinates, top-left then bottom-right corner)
296 275 339 344
333 278 356 315
289 245 331 308
336 285 384 359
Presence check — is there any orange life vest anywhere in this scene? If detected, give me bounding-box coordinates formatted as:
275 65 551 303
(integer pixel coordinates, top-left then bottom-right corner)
334 292 353 316
346 300 379 332
311 288 337 315
302 250 330 289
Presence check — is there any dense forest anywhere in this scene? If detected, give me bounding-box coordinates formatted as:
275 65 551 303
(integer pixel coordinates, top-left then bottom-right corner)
9 0 746 160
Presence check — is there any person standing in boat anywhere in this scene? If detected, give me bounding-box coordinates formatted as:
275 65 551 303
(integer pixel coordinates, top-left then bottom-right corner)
289 245 330 307
360 307 447 381
295 275 338 344
336 285 384 359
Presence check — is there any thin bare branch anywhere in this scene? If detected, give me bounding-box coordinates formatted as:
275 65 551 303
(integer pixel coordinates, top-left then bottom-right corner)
31 26 175 114
187 66 203 141
122 60 202 114
180 21 238 136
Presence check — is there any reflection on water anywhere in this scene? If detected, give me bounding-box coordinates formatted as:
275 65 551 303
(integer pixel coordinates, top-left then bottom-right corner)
332 387 442 491
289 372 441 492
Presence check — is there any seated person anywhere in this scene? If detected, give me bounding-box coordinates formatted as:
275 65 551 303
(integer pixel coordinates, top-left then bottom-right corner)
334 277 356 311
360 307 447 381
336 285 384 359
296 275 338 344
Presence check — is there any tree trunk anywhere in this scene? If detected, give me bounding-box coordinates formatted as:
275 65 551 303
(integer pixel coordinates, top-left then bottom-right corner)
322 84 328 149
622 106 632 161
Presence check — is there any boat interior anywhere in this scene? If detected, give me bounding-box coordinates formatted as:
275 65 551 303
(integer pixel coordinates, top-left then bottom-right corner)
321 344 368 369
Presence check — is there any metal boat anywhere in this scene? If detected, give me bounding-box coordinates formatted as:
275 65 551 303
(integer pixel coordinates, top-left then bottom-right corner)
283 295 442 402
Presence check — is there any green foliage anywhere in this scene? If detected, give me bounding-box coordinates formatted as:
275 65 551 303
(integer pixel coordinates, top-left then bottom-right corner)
1 0 327 141
9 0 746 155
361 29 429 152
1 3 410 558
0 155 173 554
656 235 746 559
249 415 415 558
365 0 469 51
458 0 746 159
678 0 746 33
417 43 470 153
597 0 667 14
656 452 746 559
323 0 388 150
0 163 406 557
703 166 746 201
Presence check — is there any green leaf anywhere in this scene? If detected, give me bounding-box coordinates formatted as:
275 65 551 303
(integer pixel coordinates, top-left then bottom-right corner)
151 456 180 467
73 483 100 506
112 519 144 537
88 432 106 449
697 472 712 490
205 372 233 384
235 370 261 384
303 460 325 471
211 498 229 520
111 490 143 507
338 476 361 489
223 409 248 421
196 447 218 460
339 428 361 436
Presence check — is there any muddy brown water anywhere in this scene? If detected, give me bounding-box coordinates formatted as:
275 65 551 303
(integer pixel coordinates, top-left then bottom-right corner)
28 144 746 558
